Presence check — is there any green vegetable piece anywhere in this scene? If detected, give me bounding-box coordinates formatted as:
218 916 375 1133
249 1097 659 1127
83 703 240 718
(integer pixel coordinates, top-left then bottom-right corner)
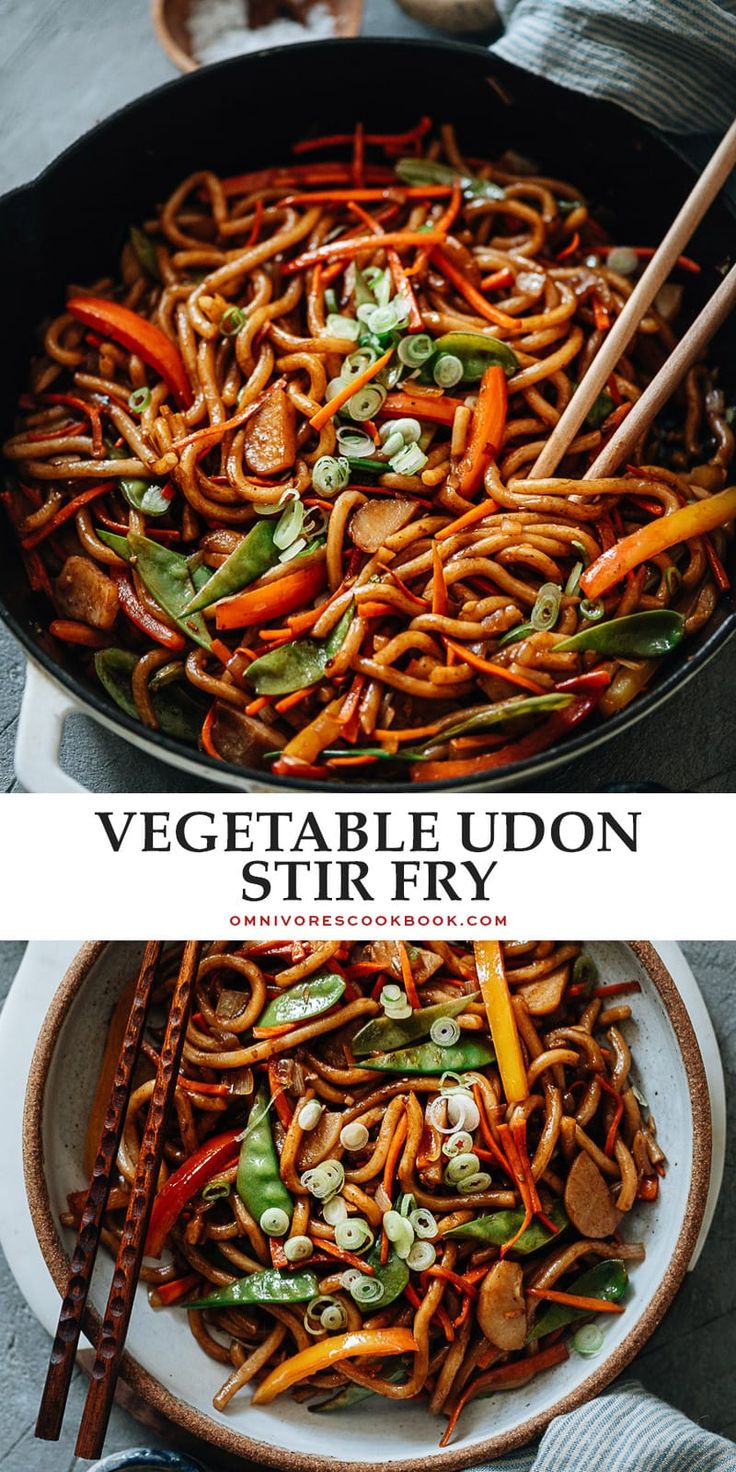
352 992 479 1058
361 1037 494 1076
98 530 212 649
556 610 685 657
184 520 279 614
497 622 535 647
432 332 518 382
94 648 205 740
237 1087 293 1225
585 390 615 429
119 476 172 518
256 970 346 1028
129 224 160 280
405 693 574 756
245 604 353 697
311 1361 407 1411
395 157 505 202
363 1241 410 1308
354 266 378 309
529 1259 628 1341
446 1202 568 1254
185 1267 318 1311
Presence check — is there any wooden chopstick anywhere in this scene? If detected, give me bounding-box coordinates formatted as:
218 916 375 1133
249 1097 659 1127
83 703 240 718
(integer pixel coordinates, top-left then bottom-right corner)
74 941 203 1462
35 941 164 1444
586 260 736 478
528 116 736 480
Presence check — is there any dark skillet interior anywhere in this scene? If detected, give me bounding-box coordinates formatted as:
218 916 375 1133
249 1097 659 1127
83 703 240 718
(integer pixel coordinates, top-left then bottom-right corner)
0 38 734 791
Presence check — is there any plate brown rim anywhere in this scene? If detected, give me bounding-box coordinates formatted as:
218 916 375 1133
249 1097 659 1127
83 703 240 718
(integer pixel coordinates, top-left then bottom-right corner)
22 940 712 1472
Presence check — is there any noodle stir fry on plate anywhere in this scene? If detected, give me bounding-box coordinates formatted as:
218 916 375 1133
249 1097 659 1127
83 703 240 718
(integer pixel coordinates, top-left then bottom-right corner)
4 120 734 781
68 939 664 1441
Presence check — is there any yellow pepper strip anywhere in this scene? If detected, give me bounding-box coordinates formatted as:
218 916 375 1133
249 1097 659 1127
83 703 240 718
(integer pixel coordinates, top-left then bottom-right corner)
581 484 736 600
474 941 528 1104
250 1328 417 1405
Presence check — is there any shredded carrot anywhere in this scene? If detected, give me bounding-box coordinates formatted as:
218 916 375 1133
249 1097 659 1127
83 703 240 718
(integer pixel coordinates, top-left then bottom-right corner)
293 118 432 154
556 230 580 261
310 347 394 431
152 1273 201 1308
436 178 463 236
380 1227 390 1265
252 1021 301 1039
426 1264 478 1297
284 187 453 205
431 248 522 332
314 1237 376 1274
439 1342 569 1447
199 702 222 761
285 230 445 277
382 389 458 426
591 980 641 999
274 687 313 714
246 197 264 249
244 695 271 716
268 1059 294 1127
48 619 107 649
383 1109 408 1198
703 533 730 592
398 941 421 1009
270 1238 289 1269
481 267 515 291
597 1075 624 1157
432 543 448 615
592 293 611 332
528 1286 624 1313
452 363 508 496
20 482 110 550
630 245 700 274
435 495 498 541
359 600 397 619
444 640 545 693
177 1077 230 1098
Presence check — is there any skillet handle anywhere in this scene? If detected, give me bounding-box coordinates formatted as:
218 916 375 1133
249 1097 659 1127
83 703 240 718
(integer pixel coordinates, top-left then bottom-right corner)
15 662 86 793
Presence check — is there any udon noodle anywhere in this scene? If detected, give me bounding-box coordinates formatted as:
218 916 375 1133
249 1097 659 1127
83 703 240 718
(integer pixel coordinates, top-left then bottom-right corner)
4 120 734 781
67 939 663 1439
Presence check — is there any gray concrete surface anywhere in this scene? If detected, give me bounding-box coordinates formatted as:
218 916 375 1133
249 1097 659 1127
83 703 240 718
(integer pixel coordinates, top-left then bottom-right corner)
1 0 736 793
0 939 734 1468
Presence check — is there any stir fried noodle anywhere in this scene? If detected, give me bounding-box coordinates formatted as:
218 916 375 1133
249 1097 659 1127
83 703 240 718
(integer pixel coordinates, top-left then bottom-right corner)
66 940 664 1438
5 120 734 780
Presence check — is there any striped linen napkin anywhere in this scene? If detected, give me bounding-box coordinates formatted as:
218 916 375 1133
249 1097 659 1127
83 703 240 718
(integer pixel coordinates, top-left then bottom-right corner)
474 1381 736 1470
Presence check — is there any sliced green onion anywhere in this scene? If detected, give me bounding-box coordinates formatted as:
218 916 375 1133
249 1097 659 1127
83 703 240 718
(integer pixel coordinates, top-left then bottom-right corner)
323 1195 349 1226
306 1294 341 1326
398 334 435 368
341 1268 362 1289
383 1210 415 1259
445 1152 479 1186
324 287 338 316
429 1017 461 1048
340 1121 369 1151
572 953 598 989
279 536 307 563
381 430 405 460
202 1178 230 1202
302 1160 345 1201
573 1323 605 1356
298 1100 324 1131
406 1240 437 1271
128 386 151 415
442 1131 474 1158
439 1071 467 1094
274 497 305 550
389 442 427 476
380 417 422 445
284 1235 313 1263
433 353 464 389
350 1275 385 1305
221 305 246 336
343 346 379 380
336 426 376 459
409 1208 437 1240
462 1171 492 1192
260 1206 290 1237
363 266 391 305
357 302 400 335
348 383 387 421
335 1218 374 1252
399 1193 418 1218
446 1093 480 1131
565 561 583 597
579 598 605 622
312 455 350 497
531 582 562 633
606 247 638 276
321 1302 348 1331
381 984 402 1003
664 565 681 597
326 313 361 341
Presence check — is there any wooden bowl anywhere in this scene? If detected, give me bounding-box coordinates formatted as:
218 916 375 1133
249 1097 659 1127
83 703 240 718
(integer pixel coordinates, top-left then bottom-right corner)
152 0 364 71
23 941 711 1471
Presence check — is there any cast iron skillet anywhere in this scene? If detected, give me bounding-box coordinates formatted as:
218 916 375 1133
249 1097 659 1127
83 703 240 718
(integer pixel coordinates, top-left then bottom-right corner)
1 38 734 791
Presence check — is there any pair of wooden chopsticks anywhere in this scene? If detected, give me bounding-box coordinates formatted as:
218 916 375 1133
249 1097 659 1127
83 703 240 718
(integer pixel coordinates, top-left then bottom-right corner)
35 940 203 1461
529 115 736 482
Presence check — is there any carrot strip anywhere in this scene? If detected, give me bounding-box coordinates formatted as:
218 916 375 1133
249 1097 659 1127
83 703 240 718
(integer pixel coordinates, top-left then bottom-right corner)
20 483 110 550
444 640 545 693
48 619 108 649
153 1273 201 1307
383 1110 408 1198
293 118 432 154
284 230 445 276
452 364 508 496
637 1176 659 1201
630 245 700 274
431 249 522 332
426 1265 477 1298
200 702 223 761
435 496 498 541
703 533 730 592
310 348 393 431
398 942 421 1009
314 1237 376 1274
528 1286 624 1313
246 197 264 249
481 267 515 291
177 1077 230 1097
274 688 313 714
439 1343 569 1447
556 230 580 261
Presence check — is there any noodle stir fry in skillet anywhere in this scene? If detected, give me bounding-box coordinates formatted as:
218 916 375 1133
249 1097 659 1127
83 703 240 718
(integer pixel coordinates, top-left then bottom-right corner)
4 120 734 781
66 940 663 1439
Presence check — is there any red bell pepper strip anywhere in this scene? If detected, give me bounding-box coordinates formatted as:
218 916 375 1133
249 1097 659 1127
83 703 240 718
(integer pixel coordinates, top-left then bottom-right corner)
414 695 598 783
146 1128 242 1257
113 572 187 653
20 483 110 550
215 561 327 630
555 668 612 694
67 296 192 408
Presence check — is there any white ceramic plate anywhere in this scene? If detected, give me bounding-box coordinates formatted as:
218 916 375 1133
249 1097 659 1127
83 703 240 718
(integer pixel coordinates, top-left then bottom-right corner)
22 941 712 1470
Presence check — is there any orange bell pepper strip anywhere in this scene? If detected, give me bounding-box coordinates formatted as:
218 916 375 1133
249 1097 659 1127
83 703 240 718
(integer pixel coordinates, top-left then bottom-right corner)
215 561 327 630
381 390 458 427
272 697 345 773
450 364 507 498
580 485 736 600
67 295 192 408
251 1328 417 1405
474 942 527 1104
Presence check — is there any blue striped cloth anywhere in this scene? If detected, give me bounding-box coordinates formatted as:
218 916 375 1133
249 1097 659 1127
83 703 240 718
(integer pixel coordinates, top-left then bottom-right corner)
491 0 736 134
475 1381 736 1471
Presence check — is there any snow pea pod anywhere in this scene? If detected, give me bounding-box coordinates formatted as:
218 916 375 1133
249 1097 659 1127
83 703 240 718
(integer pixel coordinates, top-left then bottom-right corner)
361 1037 494 1076
395 157 505 201
98 530 212 649
404 693 574 756
237 1087 293 1225
184 1267 318 1311
184 520 279 614
556 609 684 657
352 992 479 1058
431 333 518 382
107 440 170 516
363 1242 410 1308
446 1202 568 1253
94 648 205 739
312 1361 408 1412
130 224 160 281
245 603 354 697
529 1259 628 1341
256 969 346 1028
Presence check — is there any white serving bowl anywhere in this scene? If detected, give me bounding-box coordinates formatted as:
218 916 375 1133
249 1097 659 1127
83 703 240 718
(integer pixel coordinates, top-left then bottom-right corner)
23 941 711 1470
